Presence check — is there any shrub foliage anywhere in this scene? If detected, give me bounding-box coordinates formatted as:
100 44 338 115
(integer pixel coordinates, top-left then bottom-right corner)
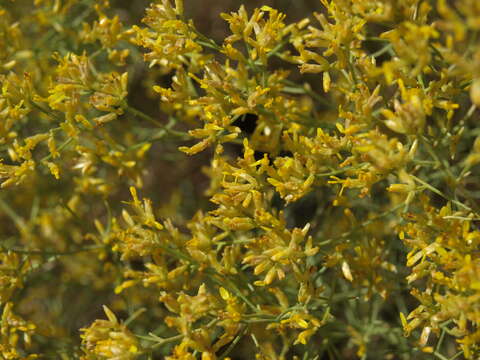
0 0 480 359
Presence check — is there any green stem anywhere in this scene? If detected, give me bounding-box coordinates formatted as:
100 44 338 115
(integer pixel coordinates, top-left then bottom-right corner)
123 104 189 139
371 43 393 58
150 334 184 350
0 197 27 230
0 244 105 256
29 100 63 122
41 137 74 162
219 325 247 359
281 79 334 109
316 163 369 178
412 175 474 213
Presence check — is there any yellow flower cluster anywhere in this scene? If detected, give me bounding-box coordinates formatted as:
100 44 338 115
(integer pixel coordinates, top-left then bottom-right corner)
81 306 141 360
0 0 479 359
400 198 480 357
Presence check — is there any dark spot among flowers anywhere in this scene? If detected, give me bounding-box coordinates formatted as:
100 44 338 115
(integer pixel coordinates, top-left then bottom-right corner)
232 113 258 135
129 259 147 271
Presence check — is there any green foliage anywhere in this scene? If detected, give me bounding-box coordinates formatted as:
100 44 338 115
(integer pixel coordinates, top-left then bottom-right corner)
0 0 480 359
